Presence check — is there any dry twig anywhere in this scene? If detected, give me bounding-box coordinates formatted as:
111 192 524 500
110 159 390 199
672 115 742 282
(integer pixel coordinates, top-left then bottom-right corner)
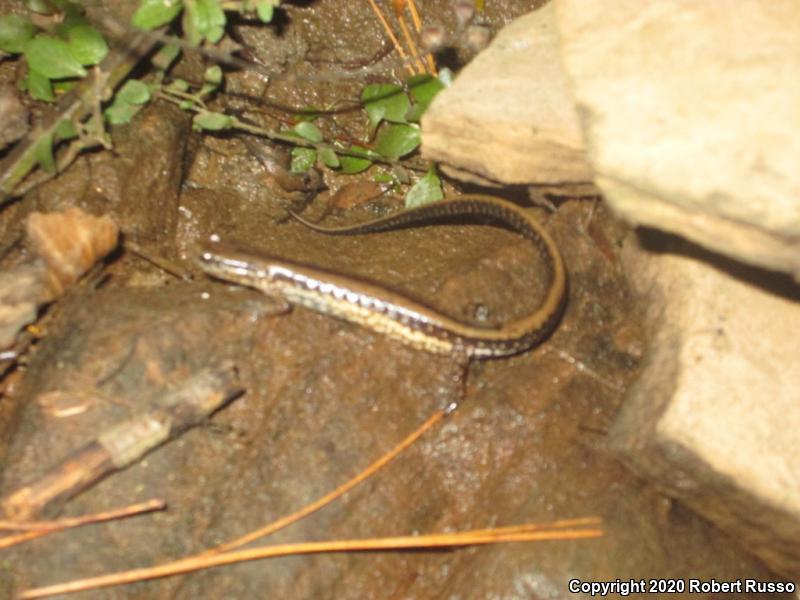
1 363 241 521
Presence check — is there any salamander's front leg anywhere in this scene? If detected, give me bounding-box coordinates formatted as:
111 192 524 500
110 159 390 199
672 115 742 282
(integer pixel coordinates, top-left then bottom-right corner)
259 295 292 317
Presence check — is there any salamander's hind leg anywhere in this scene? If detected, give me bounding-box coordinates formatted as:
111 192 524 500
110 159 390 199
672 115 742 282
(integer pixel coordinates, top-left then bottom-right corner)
441 352 470 414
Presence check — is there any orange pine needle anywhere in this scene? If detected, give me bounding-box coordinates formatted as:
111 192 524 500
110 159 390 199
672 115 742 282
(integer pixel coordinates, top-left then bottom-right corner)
391 0 425 74
404 0 423 30
403 0 436 73
395 9 427 74
367 0 415 75
20 524 603 598
212 408 446 553
0 499 165 549
15 410 603 599
0 529 47 548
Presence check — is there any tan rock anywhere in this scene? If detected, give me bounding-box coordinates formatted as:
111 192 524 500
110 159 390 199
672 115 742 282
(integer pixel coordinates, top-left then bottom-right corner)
421 4 595 194
611 234 800 579
556 0 800 278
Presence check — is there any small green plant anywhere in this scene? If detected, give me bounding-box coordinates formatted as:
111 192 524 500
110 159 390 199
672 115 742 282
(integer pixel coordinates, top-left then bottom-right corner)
132 0 279 44
0 0 447 206
154 58 447 205
286 75 446 205
0 3 108 102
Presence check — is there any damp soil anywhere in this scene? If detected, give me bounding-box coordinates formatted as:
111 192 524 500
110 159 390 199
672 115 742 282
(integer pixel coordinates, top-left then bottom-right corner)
0 1 788 598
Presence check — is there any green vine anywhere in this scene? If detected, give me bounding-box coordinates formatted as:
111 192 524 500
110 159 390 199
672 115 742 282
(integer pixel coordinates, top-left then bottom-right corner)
0 0 447 206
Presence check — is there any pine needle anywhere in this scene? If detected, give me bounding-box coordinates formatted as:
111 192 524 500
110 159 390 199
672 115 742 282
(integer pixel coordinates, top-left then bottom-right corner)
367 0 415 75
0 499 165 549
20 521 603 598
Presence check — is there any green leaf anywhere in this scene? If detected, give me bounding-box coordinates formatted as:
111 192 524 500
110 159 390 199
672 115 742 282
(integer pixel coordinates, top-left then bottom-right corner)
339 145 373 174
346 145 380 159
167 78 189 92
404 104 423 123
374 123 420 159
105 79 151 124
199 67 222 96
405 74 444 122
53 7 91 39
132 0 184 30
184 0 226 45
204 65 223 85
205 25 224 42
55 118 78 140
152 43 180 70
293 121 323 143
25 34 86 78
319 147 339 168
105 102 138 125
34 132 56 175
193 111 233 131
362 83 409 134
117 79 151 104
182 2 201 46
202 0 226 29
405 166 442 208
66 24 108 66
198 82 217 98
256 0 274 22
0 14 37 54
26 68 53 101
206 24 224 43
291 147 317 173
407 74 444 104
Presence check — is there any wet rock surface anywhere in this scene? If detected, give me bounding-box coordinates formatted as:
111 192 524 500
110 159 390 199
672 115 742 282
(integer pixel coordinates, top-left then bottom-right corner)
2 191 784 597
0 1 793 598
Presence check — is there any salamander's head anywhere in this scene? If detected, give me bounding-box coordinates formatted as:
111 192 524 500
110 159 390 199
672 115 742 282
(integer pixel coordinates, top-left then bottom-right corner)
197 236 302 293
197 236 270 288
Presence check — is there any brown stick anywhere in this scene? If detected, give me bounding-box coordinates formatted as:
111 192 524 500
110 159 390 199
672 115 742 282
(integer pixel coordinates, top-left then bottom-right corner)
1 364 241 521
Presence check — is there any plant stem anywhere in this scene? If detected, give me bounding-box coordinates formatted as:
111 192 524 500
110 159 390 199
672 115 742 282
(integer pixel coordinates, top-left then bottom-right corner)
0 31 157 203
